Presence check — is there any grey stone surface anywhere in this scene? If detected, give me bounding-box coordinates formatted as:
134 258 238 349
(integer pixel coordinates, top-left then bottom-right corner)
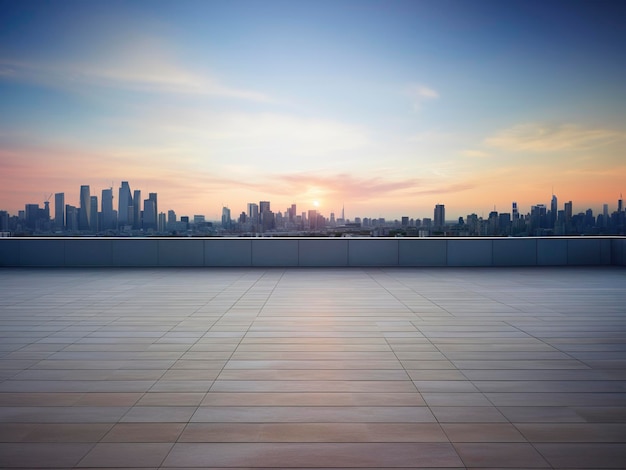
299 239 348 266
348 239 398 266
447 239 493 266
1 267 625 468
399 239 447 266
251 239 299 266
64 239 113 266
19 238 65 266
537 238 568 265
205 239 252 266
113 239 159 266
158 239 204 266
493 238 537 266
1 237 625 267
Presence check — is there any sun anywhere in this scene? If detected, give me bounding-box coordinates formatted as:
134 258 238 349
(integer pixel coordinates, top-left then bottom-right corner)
312 200 320 208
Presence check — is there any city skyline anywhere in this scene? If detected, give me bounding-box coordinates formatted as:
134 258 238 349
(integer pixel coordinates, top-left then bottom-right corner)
1 1 625 218
3 179 624 233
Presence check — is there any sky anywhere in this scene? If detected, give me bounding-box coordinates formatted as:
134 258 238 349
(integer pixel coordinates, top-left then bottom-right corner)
1 0 625 220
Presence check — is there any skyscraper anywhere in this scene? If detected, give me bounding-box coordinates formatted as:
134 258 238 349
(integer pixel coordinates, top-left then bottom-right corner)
222 206 231 228
158 212 166 233
102 188 114 230
167 210 176 230
143 198 156 231
247 203 259 226
133 190 141 229
142 193 157 230
259 201 273 232
308 209 318 230
54 193 64 229
148 193 157 222
289 204 297 223
550 193 558 227
65 205 78 231
564 201 573 233
118 182 132 226
530 204 547 233
79 185 91 231
434 204 445 229
90 196 98 232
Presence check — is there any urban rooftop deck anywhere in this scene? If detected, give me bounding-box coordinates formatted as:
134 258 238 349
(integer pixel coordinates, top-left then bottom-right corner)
0 266 625 468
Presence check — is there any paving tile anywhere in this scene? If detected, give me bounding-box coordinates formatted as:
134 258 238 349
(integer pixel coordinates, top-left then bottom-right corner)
209 380 417 392
0 442 93 467
216 369 409 380
201 391 425 406
180 422 448 442
102 423 186 442
534 443 626 468
162 442 464 467
136 392 206 406
0 423 112 442
430 406 509 423
120 406 197 422
454 442 550 468
421 392 493 406
574 406 626 422
442 423 526 442
190 406 436 423
78 442 174 467
517 423 626 442
0 406 129 423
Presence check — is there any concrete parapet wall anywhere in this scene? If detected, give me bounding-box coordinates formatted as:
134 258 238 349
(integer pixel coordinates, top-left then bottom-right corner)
1 237 624 267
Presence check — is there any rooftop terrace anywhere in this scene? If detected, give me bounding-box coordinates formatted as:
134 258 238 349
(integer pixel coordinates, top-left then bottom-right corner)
1 266 625 468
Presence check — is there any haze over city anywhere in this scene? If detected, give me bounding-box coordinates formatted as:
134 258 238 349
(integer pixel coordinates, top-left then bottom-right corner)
1 0 624 219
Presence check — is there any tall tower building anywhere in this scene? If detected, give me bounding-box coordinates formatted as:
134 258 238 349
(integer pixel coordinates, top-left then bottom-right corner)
222 207 231 228
259 201 270 214
102 189 114 230
167 210 176 230
512 202 519 220
79 185 91 231
148 193 157 221
619 194 623 213
142 193 157 230
54 193 65 229
143 198 156 231
308 209 318 230
550 194 558 227
65 205 78 231
158 212 166 233
434 204 445 229
118 182 132 226
564 201 573 233
90 196 98 232
133 190 142 229
247 203 259 226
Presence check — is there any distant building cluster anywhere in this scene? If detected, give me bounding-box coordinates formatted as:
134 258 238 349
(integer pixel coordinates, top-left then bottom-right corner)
1 183 625 237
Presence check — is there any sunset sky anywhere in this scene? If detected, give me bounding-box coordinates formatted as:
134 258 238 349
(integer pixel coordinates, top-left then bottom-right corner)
1 0 625 220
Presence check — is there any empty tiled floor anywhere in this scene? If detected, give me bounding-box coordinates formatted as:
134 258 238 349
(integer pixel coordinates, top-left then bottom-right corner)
0 266 625 469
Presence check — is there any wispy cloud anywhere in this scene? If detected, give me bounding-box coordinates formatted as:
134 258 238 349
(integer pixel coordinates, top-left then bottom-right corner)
0 35 270 102
135 109 372 167
406 84 439 111
264 172 473 203
460 149 491 158
485 123 624 152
